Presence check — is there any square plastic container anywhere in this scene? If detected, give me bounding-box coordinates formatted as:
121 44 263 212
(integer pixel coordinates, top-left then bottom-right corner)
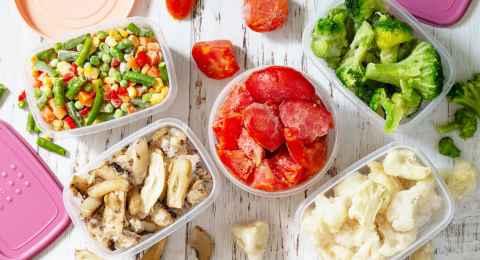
23 17 178 138
207 66 339 198
62 118 222 258
294 142 455 260
302 0 456 132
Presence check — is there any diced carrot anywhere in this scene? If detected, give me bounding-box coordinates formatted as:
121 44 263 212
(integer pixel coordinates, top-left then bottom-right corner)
78 91 94 107
48 99 67 119
42 106 56 123
147 66 160 77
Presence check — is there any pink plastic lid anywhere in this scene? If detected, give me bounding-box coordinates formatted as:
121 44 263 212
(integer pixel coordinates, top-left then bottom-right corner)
0 120 70 260
397 0 471 27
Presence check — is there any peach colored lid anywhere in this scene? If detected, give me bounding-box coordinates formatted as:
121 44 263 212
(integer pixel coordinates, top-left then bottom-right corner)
15 0 135 38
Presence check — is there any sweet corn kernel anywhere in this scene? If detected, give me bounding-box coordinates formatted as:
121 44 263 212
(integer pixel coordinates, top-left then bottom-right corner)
108 30 122 41
104 77 115 85
139 37 148 46
127 86 137 98
84 67 99 80
154 78 164 88
52 120 64 131
120 95 130 103
118 29 129 38
43 76 53 88
150 88 168 105
141 64 150 74
31 56 38 63
128 35 139 47
92 36 101 47
105 36 117 47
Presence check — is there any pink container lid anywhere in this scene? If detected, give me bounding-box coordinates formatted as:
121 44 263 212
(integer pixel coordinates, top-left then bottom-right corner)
397 0 471 27
0 120 70 260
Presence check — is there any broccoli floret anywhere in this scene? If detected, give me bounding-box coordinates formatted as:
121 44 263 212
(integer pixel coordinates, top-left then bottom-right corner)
437 108 478 139
373 14 414 63
311 7 350 68
345 0 383 26
447 74 480 117
336 21 375 93
397 40 417 61
365 41 444 100
438 137 461 158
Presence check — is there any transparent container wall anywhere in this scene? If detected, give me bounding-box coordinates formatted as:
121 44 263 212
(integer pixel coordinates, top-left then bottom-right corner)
24 17 178 139
295 142 455 260
207 66 339 198
62 118 222 258
302 0 455 132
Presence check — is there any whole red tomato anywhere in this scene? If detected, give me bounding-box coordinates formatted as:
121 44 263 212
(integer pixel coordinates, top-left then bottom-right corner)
166 0 196 19
244 0 288 32
192 40 240 80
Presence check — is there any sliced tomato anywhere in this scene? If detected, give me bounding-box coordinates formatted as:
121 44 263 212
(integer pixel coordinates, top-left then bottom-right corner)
245 66 316 104
219 83 254 116
251 160 288 191
192 40 240 80
244 0 288 32
166 0 196 20
269 148 306 186
279 99 333 143
284 129 328 175
238 128 265 166
243 103 284 152
217 148 254 182
213 113 243 150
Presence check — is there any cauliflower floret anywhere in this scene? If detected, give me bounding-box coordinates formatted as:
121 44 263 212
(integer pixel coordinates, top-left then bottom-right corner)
351 232 384 260
335 219 379 249
318 244 354 260
232 221 269 260
302 210 334 249
377 216 417 257
410 242 434 260
312 195 349 233
334 172 368 198
368 166 403 212
446 159 478 200
349 180 387 228
383 149 431 180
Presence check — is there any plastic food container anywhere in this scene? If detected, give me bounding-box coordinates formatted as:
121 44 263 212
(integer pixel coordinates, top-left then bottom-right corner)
302 0 456 132
294 142 455 260
207 66 339 198
62 118 222 258
23 17 178 138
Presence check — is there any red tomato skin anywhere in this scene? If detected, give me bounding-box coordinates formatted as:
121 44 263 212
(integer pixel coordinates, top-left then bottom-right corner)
244 0 289 32
166 0 196 19
243 103 284 152
245 66 316 104
192 40 240 80
251 160 288 191
217 148 255 182
219 83 254 116
284 129 328 175
238 128 265 166
269 148 306 186
213 113 244 150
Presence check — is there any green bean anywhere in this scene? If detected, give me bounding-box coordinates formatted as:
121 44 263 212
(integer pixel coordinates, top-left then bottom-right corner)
36 88 52 109
34 60 57 77
66 102 83 127
52 78 65 107
131 99 147 108
63 34 89 50
96 112 114 122
124 71 155 86
86 80 104 125
75 35 93 67
65 77 86 100
159 62 168 85
127 23 142 35
57 50 79 62
36 48 56 62
26 112 35 133
0 83 7 100
37 137 66 156
140 29 154 37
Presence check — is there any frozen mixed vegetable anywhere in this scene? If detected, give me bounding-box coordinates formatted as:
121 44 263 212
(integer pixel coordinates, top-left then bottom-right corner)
30 23 169 131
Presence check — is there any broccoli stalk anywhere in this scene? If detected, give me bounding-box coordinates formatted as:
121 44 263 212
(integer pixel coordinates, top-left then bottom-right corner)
345 0 383 26
438 137 461 158
336 21 375 94
373 14 414 63
365 41 444 100
311 7 351 68
437 108 478 139
448 74 480 117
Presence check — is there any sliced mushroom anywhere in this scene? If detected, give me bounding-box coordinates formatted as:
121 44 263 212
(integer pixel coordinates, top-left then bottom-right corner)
92 164 124 180
187 179 210 205
189 226 214 260
150 204 175 227
128 187 144 218
71 175 92 195
80 197 103 219
112 149 133 172
114 230 142 250
103 191 126 237
129 218 160 233
87 178 129 198
128 138 150 185
167 158 192 209
75 249 103 260
141 149 167 214
141 239 168 260
86 216 112 249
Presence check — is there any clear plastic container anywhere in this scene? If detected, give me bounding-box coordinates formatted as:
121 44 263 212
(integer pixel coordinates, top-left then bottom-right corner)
23 17 178 138
207 66 339 198
62 118 222 258
302 0 456 132
294 142 455 260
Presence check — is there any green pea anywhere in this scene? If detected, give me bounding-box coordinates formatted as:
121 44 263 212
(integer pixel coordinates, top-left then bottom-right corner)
120 79 128 87
34 88 42 99
83 83 93 92
103 103 114 113
120 103 129 112
113 109 125 118
100 63 110 73
90 55 100 66
101 53 112 63
142 93 152 102
110 47 123 60
109 69 122 82
99 43 110 52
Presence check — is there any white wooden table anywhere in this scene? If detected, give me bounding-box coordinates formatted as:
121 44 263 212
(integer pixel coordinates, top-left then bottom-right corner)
0 0 479 259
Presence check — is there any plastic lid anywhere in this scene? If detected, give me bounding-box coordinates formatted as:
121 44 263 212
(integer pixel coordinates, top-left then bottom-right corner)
0 120 70 260
14 0 136 37
397 0 471 27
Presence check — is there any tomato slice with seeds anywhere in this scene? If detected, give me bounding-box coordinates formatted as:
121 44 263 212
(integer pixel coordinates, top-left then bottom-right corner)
213 113 243 150
217 148 255 182
243 103 284 152
244 0 289 32
192 40 240 80
166 0 196 20
284 129 328 175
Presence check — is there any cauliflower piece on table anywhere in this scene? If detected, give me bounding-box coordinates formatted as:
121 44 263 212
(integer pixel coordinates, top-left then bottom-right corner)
383 149 431 180
446 159 478 200
349 180 387 228
377 216 417 257
312 194 349 233
334 172 368 198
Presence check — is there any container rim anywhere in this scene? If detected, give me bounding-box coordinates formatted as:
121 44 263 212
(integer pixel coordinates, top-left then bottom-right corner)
24 16 178 139
207 65 339 198
62 117 223 258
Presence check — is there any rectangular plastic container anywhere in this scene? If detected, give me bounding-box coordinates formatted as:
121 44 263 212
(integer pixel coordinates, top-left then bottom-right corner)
302 0 456 132
62 118 222 258
23 17 178 138
294 142 455 260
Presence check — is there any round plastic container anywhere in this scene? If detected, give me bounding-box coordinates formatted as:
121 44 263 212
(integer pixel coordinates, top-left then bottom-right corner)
23 17 178 138
294 142 455 260
63 118 222 258
207 66 339 198
302 0 456 132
